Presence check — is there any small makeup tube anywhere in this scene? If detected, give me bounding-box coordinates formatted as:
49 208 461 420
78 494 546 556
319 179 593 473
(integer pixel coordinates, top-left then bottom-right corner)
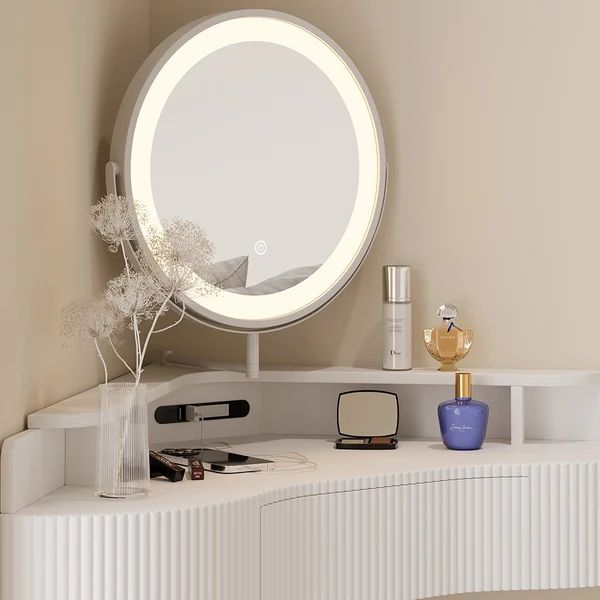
189 458 205 480
149 451 185 482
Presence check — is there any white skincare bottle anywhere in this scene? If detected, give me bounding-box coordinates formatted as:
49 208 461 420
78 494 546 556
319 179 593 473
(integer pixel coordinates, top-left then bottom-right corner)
382 265 412 370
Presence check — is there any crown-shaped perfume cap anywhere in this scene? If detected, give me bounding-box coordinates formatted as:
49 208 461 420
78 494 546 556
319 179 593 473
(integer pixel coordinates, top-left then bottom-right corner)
455 372 472 399
438 303 458 321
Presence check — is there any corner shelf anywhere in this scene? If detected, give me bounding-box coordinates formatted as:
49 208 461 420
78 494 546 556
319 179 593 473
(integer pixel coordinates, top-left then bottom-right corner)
26 364 600 445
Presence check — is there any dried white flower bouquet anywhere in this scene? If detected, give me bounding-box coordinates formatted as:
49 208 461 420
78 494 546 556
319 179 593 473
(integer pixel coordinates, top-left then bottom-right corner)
62 193 216 384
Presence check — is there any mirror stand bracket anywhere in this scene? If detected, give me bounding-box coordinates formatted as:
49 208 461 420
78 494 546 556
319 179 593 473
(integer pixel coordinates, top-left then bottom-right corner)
160 334 260 379
246 333 259 379
105 161 120 196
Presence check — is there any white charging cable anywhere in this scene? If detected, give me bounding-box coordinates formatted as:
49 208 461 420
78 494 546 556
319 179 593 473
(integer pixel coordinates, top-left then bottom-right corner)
195 413 231 450
194 415 316 472
251 451 317 473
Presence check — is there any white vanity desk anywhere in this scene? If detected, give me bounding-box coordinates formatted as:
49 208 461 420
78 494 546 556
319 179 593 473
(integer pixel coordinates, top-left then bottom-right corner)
3 365 600 600
7 6 598 598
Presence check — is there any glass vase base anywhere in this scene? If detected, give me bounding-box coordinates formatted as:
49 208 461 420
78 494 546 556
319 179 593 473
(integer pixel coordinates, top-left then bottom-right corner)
96 487 149 499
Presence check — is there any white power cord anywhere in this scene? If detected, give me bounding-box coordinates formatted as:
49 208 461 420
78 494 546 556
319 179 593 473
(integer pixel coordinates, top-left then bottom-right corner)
251 451 317 473
187 414 317 472
195 413 231 450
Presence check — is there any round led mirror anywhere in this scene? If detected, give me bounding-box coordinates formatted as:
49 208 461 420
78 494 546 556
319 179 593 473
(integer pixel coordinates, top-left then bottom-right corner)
110 10 386 332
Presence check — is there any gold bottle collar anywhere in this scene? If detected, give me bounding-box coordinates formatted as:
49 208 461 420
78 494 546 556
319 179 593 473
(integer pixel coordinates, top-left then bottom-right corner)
455 372 472 398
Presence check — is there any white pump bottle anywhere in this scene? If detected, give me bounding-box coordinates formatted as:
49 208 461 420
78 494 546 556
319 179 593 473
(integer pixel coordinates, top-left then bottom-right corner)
382 265 412 370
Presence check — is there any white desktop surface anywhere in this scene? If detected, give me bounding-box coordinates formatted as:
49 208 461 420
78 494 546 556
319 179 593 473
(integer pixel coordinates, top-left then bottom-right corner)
14 436 600 516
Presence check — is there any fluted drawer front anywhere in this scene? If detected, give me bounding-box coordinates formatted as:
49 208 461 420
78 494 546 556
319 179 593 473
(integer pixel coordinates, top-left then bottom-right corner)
260 463 600 600
3 462 600 600
2 499 262 600
261 466 528 600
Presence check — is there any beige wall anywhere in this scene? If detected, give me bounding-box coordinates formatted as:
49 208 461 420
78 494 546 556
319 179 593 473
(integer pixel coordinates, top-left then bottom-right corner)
0 0 148 444
148 0 600 374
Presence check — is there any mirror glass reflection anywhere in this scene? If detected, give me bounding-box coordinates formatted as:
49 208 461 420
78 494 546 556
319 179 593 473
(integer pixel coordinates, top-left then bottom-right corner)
151 41 359 295
338 391 399 438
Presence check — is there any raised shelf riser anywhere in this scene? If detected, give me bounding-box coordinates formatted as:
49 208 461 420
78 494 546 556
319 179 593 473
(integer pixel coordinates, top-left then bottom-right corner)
25 364 600 431
146 382 600 446
56 382 600 489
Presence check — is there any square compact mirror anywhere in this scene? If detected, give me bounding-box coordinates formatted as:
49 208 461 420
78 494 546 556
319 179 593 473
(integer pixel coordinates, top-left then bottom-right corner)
336 390 399 450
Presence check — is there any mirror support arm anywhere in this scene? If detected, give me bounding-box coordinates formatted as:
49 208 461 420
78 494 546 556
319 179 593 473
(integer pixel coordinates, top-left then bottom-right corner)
105 161 120 196
246 333 259 379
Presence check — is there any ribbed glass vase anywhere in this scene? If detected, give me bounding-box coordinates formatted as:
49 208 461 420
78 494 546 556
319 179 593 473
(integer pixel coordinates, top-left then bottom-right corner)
96 383 150 498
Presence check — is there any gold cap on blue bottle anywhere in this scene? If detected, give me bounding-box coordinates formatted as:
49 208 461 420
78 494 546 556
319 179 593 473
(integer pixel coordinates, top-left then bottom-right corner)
455 372 472 399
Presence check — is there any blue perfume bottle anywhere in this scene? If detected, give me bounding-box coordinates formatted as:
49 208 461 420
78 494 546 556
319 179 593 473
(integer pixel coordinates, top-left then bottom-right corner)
438 372 488 450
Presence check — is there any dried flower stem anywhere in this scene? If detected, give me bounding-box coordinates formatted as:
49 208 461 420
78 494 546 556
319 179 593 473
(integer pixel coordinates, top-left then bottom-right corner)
137 291 173 383
108 335 135 378
133 314 141 374
153 303 187 334
121 242 130 278
94 338 108 385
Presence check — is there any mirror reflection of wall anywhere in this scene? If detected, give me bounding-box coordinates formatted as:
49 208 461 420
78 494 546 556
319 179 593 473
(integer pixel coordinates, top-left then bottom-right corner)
338 391 399 438
151 41 359 294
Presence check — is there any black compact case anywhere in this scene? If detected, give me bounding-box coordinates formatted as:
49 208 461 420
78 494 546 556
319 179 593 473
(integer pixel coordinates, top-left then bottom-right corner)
335 437 398 450
334 390 399 450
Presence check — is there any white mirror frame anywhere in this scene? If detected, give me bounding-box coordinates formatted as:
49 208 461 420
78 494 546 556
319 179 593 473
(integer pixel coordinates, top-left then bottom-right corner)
109 9 386 332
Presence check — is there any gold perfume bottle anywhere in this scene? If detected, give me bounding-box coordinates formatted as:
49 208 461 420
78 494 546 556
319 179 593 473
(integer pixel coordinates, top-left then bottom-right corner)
424 304 473 371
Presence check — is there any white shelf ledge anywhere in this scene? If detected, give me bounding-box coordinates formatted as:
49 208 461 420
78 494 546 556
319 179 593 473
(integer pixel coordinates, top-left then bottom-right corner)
26 364 600 430
261 366 600 387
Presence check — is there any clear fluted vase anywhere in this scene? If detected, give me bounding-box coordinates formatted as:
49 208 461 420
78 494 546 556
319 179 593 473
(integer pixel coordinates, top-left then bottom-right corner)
96 383 150 498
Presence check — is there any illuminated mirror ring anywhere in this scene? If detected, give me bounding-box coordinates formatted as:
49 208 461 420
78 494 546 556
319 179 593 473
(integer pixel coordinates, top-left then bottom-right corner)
110 10 386 332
